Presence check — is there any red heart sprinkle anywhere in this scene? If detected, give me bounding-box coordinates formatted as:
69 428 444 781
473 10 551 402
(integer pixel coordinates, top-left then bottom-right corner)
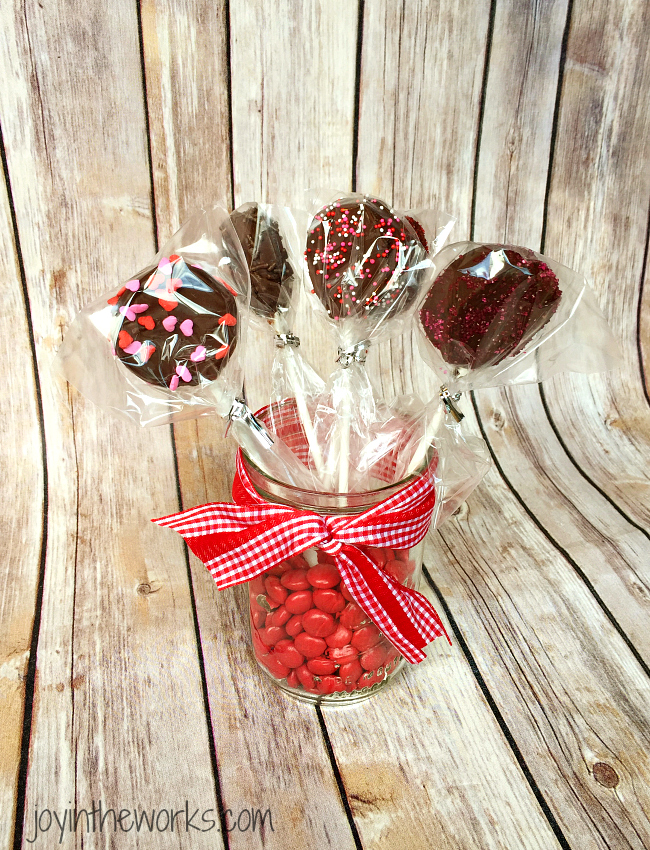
158 299 177 311
218 313 237 326
118 330 133 350
138 316 155 330
169 254 180 262
107 286 126 306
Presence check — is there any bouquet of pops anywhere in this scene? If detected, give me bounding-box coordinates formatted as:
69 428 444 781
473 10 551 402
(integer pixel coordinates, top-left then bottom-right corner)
57 196 620 704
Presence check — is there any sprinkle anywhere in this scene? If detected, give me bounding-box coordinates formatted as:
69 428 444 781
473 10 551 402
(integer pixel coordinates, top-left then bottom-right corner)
180 319 194 336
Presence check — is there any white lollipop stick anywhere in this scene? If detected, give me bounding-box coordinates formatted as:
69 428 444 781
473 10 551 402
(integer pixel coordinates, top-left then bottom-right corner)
405 404 444 476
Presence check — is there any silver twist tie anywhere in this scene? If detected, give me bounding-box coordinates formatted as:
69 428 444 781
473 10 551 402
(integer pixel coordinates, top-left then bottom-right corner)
227 398 274 447
337 341 369 368
440 385 464 423
275 332 301 348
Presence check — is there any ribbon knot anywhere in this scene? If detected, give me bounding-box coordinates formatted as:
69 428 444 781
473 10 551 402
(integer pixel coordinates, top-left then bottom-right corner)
153 451 449 664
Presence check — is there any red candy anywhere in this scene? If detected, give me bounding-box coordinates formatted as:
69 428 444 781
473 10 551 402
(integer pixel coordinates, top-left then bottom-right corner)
281 569 311 591
307 656 337 676
360 644 388 670
267 605 291 627
339 659 363 684
302 608 336 638
294 632 327 658
351 624 382 651
317 675 345 694
265 576 288 604
384 559 412 584
307 563 340 588
326 624 353 648
313 588 346 614
262 655 290 679
274 639 305 668
339 602 369 630
285 590 313 614
327 645 358 665
285 614 304 637
296 664 319 692
251 544 412 695
259 625 286 647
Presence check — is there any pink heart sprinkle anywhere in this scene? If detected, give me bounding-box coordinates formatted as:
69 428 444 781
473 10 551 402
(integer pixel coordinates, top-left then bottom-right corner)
131 304 148 314
158 258 173 275
176 364 191 382
124 341 141 355
190 345 206 362
168 278 182 292
170 375 179 391
139 342 155 363
180 319 194 336
162 315 177 332
119 305 136 321
125 279 140 292
146 272 166 291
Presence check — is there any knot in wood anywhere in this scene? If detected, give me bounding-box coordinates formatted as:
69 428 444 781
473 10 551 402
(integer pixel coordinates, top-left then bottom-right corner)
137 582 152 596
593 762 619 788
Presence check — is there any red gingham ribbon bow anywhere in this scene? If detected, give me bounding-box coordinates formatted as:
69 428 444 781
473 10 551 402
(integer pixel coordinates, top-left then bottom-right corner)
153 451 450 663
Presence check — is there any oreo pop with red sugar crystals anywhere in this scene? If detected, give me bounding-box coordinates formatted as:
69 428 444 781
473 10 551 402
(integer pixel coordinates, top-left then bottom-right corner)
416 240 621 393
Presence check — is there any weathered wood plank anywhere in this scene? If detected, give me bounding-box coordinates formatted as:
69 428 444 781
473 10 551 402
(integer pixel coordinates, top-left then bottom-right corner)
147 1 363 847
0 2 222 846
323 581 562 850
540 0 650 530
0 147 44 849
429 477 650 849
140 0 232 236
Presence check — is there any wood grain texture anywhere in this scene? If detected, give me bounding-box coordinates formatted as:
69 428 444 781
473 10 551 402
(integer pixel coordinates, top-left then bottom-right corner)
429 479 650 849
540 0 650 529
0 147 44 849
0 2 222 846
322 582 562 850
140 0 232 237
467 0 650 667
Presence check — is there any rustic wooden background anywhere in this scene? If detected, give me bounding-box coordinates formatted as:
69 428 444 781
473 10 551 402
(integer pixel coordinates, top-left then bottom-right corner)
1 0 649 847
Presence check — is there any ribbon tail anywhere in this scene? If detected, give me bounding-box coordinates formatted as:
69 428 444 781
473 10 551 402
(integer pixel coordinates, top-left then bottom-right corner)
336 548 448 664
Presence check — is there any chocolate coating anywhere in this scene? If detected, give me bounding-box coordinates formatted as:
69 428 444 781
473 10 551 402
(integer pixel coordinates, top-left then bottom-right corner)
419 245 561 369
230 203 294 319
110 255 238 389
305 196 427 321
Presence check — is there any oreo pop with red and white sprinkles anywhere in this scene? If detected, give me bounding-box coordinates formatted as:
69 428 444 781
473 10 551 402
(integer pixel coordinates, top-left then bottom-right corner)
305 196 428 321
419 244 561 370
110 254 238 390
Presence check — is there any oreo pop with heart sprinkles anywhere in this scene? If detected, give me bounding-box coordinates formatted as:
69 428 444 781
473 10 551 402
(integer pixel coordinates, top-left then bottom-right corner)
111 254 238 391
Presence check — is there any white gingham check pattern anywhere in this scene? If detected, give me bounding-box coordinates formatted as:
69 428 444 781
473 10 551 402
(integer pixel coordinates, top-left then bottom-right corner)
153 451 449 663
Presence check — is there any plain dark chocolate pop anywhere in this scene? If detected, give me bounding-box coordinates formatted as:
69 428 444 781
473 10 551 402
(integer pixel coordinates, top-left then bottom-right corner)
230 203 294 320
305 196 428 321
110 254 238 389
418 245 561 369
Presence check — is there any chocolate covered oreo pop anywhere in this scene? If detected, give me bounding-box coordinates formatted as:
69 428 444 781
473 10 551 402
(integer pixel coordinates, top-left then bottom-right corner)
230 202 294 320
305 196 428 321
419 244 561 371
111 254 238 391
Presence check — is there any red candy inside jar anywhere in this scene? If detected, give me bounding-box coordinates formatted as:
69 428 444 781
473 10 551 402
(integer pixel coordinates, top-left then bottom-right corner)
248 544 420 703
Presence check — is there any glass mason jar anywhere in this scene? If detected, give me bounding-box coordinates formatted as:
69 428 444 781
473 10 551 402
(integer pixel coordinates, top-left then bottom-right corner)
243 443 425 706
